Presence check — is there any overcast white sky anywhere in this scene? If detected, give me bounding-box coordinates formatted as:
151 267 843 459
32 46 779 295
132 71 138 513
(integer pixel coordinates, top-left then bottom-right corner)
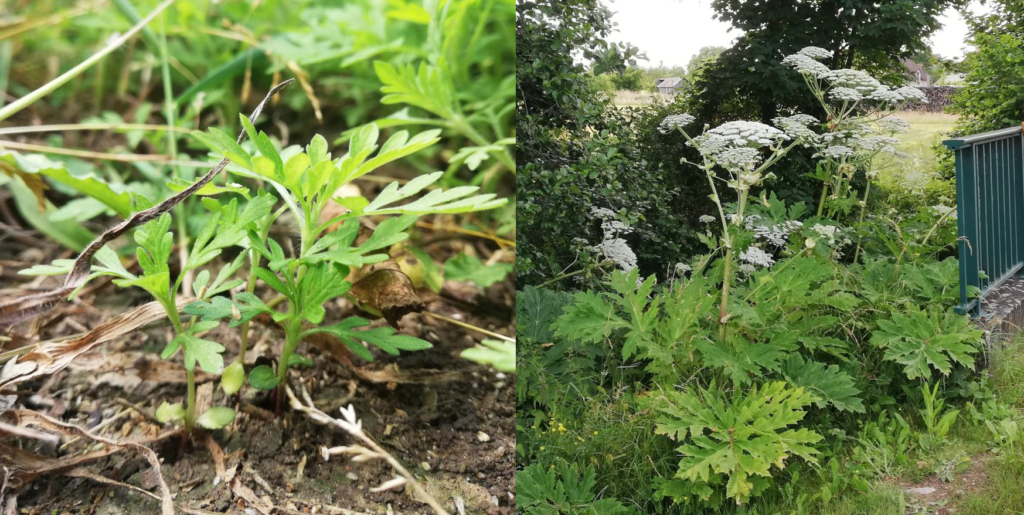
606 0 992 69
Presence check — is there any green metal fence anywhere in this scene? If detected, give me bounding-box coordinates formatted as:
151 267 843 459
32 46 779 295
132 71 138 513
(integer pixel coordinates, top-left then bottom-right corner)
944 125 1024 316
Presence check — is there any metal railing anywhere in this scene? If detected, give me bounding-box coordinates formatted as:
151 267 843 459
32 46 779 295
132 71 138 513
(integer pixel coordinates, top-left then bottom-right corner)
944 125 1024 316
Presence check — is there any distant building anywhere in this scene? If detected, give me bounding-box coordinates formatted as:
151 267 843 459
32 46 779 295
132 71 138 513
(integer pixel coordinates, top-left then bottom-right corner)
902 59 932 87
654 77 685 95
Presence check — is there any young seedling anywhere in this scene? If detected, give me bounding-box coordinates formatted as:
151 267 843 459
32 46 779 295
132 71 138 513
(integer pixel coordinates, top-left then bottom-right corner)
185 117 506 412
20 192 274 432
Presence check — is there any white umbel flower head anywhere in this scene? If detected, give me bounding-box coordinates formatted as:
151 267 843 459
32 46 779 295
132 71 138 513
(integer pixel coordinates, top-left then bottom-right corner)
782 53 832 79
878 117 911 134
740 246 775 268
826 69 881 92
717 147 762 171
798 46 833 60
828 87 863 102
895 86 928 104
772 114 819 140
707 121 789 148
699 214 717 224
811 224 840 244
595 238 638 272
851 136 900 152
659 113 697 134
819 145 856 159
867 85 903 103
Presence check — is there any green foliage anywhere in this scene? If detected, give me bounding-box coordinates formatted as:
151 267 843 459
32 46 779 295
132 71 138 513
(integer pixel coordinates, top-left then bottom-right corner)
651 381 822 506
870 308 982 380
460 339 515 372
918 382 961 452
950 1 1024 135
781 354 864 413
442 254 512 288
518 460 632 515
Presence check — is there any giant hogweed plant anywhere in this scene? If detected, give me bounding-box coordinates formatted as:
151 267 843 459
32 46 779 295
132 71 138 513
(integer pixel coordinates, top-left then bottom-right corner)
529 98 980 505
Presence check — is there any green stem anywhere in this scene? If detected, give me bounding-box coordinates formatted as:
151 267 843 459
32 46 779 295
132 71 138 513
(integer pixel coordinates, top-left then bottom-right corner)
853 180 872 264
184 367 196 432
237 249 261 365
719 246 732 341
163 298 197 432
0 0 175 123
452 116 514 172
816 180 829 217
536 260 614 289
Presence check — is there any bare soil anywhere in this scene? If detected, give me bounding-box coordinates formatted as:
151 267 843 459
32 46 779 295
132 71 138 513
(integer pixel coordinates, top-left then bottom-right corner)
0 248 515 514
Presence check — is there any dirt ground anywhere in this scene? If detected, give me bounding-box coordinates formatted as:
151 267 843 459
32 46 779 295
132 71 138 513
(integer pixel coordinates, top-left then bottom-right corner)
0 244 515 514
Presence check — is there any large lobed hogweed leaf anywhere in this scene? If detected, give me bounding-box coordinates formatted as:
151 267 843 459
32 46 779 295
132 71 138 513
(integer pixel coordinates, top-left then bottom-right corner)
649 381 822 506
870 307 982 380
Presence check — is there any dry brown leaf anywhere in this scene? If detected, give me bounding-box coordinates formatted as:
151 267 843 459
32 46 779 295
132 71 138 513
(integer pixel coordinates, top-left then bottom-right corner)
231 476 274 515
70 351 218 386
349 259 424 327
0 161 47 210
0 297 194 391
201 432 227 483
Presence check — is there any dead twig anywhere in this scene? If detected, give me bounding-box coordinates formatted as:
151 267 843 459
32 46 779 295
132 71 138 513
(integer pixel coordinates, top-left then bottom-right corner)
286 385 451 515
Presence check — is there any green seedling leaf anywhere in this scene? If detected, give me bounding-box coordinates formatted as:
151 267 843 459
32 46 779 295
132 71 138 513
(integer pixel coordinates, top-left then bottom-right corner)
1 150 134 217
114 272 170 302
184 293 273 328
374 61 455 119
287 354 314 367
172 333 226 374
7 178 95 250
461 339 515 372
283 152 310 190
191 127 252 170
295 262 351 324
133 213 173 276
155 402 185 424
196 407 236 430
309 215 416 267
305 317 431 362
167 177 250 197
192 270 210 297
248 365 279 390
357 172 505 217
221 361 245 395
443 255 512 288
306 134 330 165
239 114 283 179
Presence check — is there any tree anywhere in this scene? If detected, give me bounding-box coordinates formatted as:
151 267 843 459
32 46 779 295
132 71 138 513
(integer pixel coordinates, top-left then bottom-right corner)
691 0 966 125
516 0 698 287
685 46 726 76
950 0 1024 134
678 0 965 207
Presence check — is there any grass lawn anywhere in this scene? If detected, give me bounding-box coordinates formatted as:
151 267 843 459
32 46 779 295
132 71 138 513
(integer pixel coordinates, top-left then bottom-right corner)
612 90 673 107
875 111 959 194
